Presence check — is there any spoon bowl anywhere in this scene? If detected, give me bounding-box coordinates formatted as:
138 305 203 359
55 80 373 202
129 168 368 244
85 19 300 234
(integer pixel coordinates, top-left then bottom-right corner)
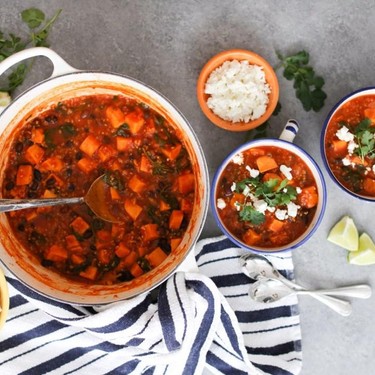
0 174 120 223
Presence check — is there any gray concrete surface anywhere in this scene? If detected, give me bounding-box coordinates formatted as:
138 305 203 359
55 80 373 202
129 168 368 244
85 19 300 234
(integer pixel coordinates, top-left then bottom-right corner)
1 1 375 374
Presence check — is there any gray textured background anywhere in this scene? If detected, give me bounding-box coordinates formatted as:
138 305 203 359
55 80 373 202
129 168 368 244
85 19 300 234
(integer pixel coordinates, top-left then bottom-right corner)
1 1 375 374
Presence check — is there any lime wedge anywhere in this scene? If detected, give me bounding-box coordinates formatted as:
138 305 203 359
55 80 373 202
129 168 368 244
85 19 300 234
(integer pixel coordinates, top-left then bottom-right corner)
348 233 375 265
327 216 358 251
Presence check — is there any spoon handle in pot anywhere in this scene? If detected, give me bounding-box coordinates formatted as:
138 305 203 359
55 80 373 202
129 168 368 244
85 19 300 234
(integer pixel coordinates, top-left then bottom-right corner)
0 197 84 213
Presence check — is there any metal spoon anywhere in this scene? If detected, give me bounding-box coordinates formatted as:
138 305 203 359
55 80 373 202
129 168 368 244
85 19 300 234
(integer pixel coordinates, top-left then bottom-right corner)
250 278 372 304
0 174 120 223
240 253 353 316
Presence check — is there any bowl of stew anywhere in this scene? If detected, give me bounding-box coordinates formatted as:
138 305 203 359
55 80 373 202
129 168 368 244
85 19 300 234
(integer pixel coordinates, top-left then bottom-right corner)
322 87 375 200
212 121 326 252
0 47 209 304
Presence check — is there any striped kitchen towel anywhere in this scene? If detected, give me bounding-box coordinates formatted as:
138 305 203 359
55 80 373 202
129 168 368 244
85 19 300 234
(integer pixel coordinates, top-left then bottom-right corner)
0 236 301 375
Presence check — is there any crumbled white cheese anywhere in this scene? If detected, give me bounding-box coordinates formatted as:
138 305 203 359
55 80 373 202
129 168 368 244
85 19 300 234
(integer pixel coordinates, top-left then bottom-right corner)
217 198 226 210
280 165 293 180
234 201 241 211
232 153 244 165
283 188 288 193
336 126 354 142
372 165 375 174
342 157 351 166
275 209 288 220
242 185 251 196
287 201 300 218
246 165 260 178
267 206 276 213
347 141 358 155
296 187 302 194
253 199 268 214
230 182 237 192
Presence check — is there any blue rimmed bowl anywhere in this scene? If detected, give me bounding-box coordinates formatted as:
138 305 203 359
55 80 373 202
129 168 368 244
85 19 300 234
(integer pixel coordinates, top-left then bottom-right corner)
321 87 375 201
211 121 327 253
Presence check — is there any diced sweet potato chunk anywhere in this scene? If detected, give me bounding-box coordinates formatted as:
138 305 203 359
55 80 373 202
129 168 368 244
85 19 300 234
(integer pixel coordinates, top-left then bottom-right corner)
77 157 97 173
106 106 126 128
124 199 142 221
256 156 278 173
130 263 144 278
79 266 99 280
142 223 159 241
70 216 90 236
16 165 33 186
169 210 184 229
31 128 45 144
146 247 168 267
98 145 116 162
41 157 64 172
128 175 146 194
177 173 195 194
116 136 133 151
25 144 45 165
124 111 145 134
44 245 68 262
79 135 101 157
115 242 132 258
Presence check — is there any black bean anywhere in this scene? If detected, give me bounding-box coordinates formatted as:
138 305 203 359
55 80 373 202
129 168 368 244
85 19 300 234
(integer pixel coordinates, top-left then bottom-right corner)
33 169 42 181
15 142 24 153
75 151 83 160
17 223 25 232
5 181 14 191
46 177 56 188
65 140 74 148
41 259 54 267
67 183 75 191
45 115 58 124
158 238 171 254
66 168 73 177
83 229 93 239
29 180 39 191
90 244 97 251
117 270 134 282
27 191 38 198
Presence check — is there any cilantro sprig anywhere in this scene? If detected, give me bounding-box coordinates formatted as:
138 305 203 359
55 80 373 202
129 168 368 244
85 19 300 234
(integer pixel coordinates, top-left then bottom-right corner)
276 50 327 112
235 177 297 225
0 8 61 93
341 118 375 162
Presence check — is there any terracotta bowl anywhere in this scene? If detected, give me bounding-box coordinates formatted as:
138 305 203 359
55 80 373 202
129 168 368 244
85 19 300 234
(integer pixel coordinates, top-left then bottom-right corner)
197 49 279 132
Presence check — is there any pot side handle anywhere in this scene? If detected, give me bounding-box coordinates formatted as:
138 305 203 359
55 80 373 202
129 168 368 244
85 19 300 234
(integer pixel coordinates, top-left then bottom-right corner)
0 47 78 80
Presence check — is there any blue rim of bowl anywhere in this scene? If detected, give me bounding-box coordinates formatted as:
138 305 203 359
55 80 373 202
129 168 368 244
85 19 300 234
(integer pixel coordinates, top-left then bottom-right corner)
211 138 327 253
320 86 375 202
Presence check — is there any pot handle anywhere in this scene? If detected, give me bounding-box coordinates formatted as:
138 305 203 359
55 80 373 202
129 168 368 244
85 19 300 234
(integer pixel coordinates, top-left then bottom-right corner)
0 47 78 80
278 119 299 142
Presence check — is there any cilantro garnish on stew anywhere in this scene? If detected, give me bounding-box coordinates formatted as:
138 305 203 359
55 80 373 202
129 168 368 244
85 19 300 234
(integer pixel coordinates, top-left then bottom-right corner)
235 177 298 225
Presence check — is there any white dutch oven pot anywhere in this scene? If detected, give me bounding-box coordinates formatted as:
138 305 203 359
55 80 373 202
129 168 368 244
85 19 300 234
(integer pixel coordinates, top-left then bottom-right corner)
0 47 209 305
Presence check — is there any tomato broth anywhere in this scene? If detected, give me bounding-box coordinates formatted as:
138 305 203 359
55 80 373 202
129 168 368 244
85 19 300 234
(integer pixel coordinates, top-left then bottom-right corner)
216 146 318 248
325 94 375 196
2 94 195 284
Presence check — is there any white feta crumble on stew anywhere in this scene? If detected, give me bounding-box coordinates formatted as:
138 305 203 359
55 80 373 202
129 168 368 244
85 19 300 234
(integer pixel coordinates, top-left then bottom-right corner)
245 165 260 178
287 201 300 218
217 198 226 210
232 153 244 165
342 157 351 166
280 164 293 180
336 126 354 142
347 140 358 155
253 199 268 214
275 209 288 221
230 182 237 192
296 187 302 194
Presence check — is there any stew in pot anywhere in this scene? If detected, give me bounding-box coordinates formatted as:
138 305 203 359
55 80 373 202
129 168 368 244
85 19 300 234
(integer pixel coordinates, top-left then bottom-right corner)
2 94 195 284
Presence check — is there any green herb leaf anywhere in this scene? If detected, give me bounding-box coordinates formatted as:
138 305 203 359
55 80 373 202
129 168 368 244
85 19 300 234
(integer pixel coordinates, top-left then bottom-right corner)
103 171 124 191
115 123 131 137
353 118 375 161
239 205 265 225
21 8 45 29
277 50 327 112
0 8 61 93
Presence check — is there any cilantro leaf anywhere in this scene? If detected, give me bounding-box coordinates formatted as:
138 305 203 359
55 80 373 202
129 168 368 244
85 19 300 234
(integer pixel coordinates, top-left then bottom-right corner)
239 206 265 225
353 118 375 161
277 50 327 112
21 8 45 29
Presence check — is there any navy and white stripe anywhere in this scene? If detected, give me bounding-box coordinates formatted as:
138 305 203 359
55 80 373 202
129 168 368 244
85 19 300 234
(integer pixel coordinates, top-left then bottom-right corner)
0 236 301 375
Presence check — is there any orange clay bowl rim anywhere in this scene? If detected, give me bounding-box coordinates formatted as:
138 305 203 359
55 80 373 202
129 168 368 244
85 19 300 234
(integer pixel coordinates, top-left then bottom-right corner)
197 49 279 132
